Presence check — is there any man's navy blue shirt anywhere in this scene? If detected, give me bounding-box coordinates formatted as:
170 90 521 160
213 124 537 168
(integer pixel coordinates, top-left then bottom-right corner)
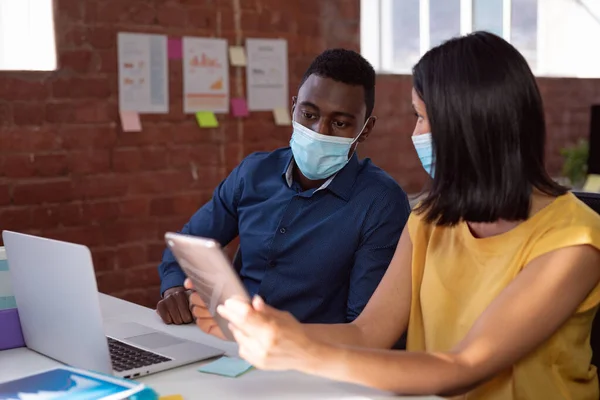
158 147 410 323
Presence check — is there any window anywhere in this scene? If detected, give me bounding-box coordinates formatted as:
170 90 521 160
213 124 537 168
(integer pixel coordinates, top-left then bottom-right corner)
0 0 56 71
361 0 600 78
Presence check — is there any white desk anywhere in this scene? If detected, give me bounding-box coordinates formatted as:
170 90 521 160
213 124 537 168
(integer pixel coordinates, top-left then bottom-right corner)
0 294 440 399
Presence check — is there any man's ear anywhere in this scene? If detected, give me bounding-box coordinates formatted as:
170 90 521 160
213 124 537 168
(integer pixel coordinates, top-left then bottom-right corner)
357 116 377 143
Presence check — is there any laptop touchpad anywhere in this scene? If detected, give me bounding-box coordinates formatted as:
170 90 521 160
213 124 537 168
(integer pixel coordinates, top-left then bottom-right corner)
126 332 186 349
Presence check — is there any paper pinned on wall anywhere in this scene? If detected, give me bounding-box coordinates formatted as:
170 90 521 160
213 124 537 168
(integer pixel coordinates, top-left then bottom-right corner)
583 174 600 192
183 37 230 114
273 107 291 126
118 32 169 113
119 111 142 132
229 46 247 66
196 111 219 128
246 38 289 111
231 98 249 117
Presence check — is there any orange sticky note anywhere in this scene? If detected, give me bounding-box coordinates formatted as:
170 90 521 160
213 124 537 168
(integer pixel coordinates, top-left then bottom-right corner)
119 111 142 132
160 395 184 400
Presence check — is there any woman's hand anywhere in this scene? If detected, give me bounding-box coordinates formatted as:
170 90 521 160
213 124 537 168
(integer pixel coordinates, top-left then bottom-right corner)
184 278 227 340
217 296 322 371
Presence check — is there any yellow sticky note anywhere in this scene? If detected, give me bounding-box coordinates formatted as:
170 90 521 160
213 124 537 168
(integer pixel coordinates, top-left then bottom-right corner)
229 46 247 67
160 395 184 400
583 174 600 193
119 111 142 132
273 107 291 126
195 111 219 128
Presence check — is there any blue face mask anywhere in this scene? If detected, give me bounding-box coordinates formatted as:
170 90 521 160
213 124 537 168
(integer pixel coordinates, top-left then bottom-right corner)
412 132 435 177
290 121 365 181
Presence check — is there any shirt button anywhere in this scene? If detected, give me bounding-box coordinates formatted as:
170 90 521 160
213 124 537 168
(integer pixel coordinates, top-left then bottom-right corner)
279 227 286 234
269 260 276 268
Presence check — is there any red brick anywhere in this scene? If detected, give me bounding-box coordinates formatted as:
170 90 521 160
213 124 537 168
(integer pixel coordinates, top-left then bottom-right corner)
146 242 165 263
60 126 118 150
116 244 147 269
0 207 32 231
112 148 142 173
156 217 189 240
0 78 49 101
97 270 128 293
73 175 129 199
91 248 117 272
13 179 73 205
149 197 174 216
47 226 104 247
3 155 35 178
57 50 95 74
124 266 161 289
87 27 117 49
96 50 118 73
54 0 83 23
67 150 111 174
169 144 221 168
0 102 11 127
52 78 111 99
119 197 150 218
186 7 217 30
57 26 87 48
82 200 120 222
116 289 160 308
12 102 46 126
46 101 113 124
34 153 69 177
141 148 169 170
102 220 158 246
128 171 194 195
156 4 187 27
31 205 62 230
58 203 84 227
0 184 9 206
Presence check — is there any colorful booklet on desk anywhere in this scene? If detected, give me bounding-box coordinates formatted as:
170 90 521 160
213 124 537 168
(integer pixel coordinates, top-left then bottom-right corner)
0 366 158 400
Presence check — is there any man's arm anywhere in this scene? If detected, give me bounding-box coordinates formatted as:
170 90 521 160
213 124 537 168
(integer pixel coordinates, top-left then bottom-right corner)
346 187 411 323
157 162 244 324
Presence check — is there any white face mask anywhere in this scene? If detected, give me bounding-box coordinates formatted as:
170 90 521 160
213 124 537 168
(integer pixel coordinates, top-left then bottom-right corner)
411 132 435 177
289 121 367 180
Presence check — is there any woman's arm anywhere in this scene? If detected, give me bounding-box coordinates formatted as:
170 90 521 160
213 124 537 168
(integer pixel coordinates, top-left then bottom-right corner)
295 244 600 395
221 243 600 396
301 226 414 348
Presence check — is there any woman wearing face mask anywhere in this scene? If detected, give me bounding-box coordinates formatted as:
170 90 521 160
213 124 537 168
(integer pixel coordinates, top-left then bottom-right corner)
197 32 600 399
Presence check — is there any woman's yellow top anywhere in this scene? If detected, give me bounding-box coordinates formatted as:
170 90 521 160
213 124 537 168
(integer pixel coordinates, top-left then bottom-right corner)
407 193 600 399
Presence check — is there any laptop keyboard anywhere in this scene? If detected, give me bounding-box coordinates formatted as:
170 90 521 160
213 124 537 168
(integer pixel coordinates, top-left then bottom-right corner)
107 337 172 372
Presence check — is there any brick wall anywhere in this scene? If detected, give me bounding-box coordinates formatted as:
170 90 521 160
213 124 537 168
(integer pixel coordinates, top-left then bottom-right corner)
0 0 598 307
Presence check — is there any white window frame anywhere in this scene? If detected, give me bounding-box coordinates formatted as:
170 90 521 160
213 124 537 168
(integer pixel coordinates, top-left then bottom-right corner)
361 0 513 74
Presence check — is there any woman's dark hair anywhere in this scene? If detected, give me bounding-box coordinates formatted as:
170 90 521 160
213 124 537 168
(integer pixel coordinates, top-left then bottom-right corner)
412 31 566 226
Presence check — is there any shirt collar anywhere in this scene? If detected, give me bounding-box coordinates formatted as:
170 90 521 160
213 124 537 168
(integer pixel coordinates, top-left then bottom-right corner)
281 150 360 201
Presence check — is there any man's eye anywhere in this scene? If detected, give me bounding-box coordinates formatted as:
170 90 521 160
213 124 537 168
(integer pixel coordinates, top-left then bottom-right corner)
302 112 316 119
333 121 348 128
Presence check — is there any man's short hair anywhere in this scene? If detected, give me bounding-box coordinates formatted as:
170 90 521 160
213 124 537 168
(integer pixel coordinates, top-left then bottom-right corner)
300 49 376 118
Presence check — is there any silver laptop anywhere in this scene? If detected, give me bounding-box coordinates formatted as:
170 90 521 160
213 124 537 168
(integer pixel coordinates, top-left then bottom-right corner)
2 230 224 379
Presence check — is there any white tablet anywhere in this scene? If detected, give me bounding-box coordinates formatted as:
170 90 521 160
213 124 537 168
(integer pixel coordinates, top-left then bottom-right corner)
164 232 250 341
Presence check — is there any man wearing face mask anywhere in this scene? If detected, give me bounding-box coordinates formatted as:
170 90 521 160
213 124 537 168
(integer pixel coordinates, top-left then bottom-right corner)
156 49 411 331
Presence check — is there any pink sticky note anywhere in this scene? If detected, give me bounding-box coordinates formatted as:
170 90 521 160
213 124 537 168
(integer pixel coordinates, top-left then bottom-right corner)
231 98 249 117
168 38 182 60
120 111 142 132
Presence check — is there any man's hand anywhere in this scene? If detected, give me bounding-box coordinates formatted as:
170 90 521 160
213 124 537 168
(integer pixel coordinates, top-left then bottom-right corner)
156 286 193 325
185 279 227 340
